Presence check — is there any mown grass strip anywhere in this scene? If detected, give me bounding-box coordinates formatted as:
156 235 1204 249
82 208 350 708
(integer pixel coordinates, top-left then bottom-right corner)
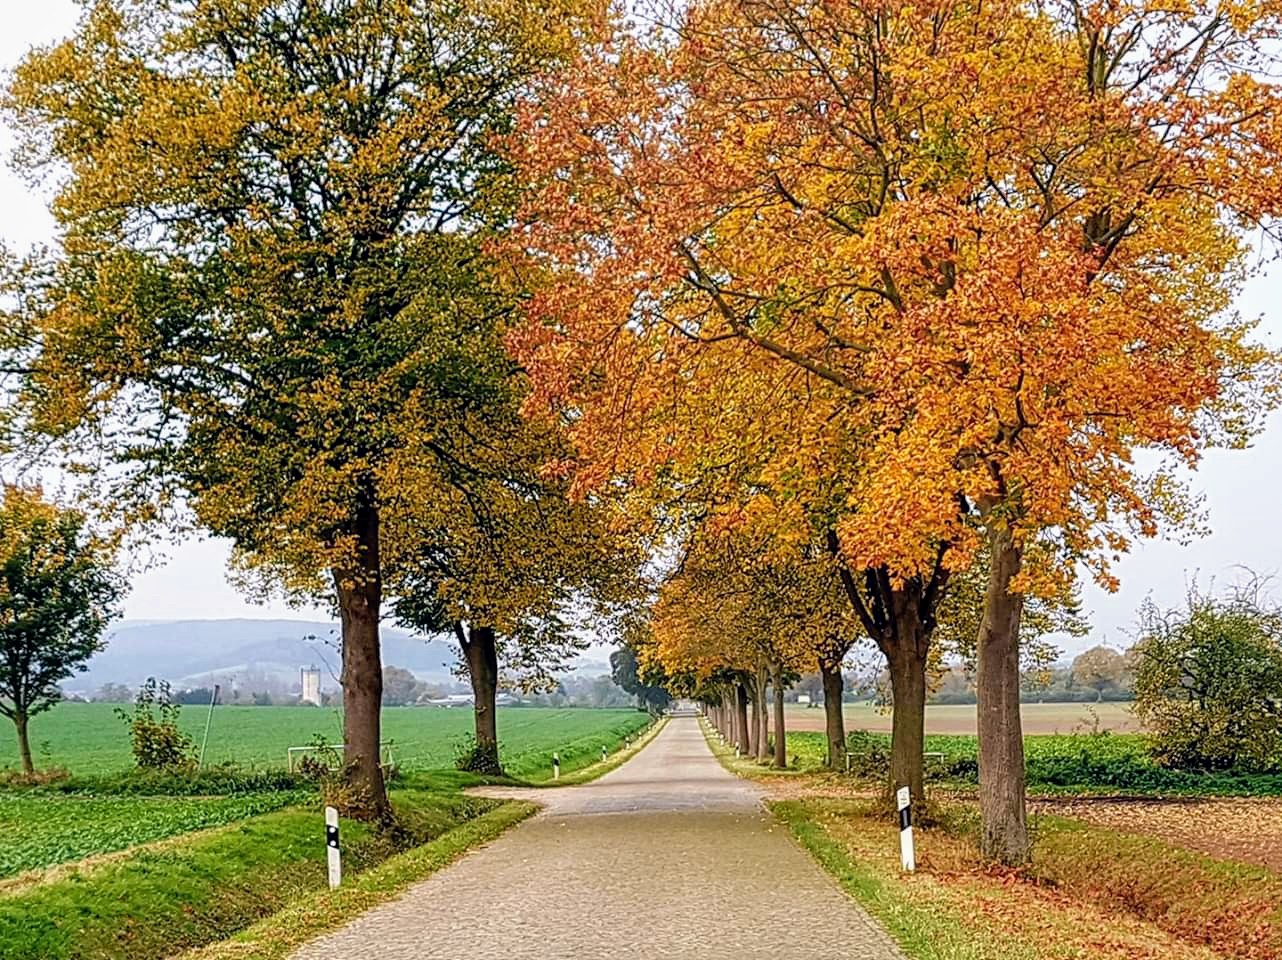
173 800 537 960
536 714 667 787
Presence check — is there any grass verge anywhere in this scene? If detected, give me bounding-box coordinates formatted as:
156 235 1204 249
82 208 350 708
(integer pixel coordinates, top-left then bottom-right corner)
775 796 1282 960
0 790 500 960
539 714 667 787
172 799 537 960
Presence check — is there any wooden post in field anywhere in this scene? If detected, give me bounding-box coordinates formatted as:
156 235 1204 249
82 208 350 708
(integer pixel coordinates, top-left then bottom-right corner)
325 806 341 889
198 684 220 768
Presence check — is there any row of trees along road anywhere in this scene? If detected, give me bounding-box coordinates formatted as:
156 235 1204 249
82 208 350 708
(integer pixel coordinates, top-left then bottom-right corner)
0 0 636 818
504 0 1282 864
2 0 1280 863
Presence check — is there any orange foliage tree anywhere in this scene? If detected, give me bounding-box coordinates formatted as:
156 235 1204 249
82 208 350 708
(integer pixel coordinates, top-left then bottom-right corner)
649 503 859 768
507 0 1282 862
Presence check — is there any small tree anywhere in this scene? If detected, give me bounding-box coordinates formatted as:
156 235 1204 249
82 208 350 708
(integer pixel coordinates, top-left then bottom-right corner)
1133 582 1282 772
116 678 194 770
0 486 120 774
381 666 422 707
1071 646 1131 702
610 643 671 714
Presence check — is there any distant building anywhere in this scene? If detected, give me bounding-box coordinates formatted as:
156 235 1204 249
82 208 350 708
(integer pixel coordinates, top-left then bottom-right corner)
300 666 322 706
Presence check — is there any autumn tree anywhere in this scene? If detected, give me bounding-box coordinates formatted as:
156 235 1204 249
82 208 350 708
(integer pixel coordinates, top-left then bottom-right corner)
389 404 641 774
1071 647 1130 701
0 486 120 774
647 509 849 768
5 0 591 818
508 0 1281 861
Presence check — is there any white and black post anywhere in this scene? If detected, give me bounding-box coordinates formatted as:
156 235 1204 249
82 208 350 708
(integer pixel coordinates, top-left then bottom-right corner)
325 805 342 889
601 746 608 763
552 752 560 780
896 786 916 872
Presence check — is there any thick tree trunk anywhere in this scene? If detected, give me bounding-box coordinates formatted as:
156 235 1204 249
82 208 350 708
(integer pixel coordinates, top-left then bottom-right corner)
332 502 388 821
820 662 846 772
755 660 769 762
15 711 33 776
886 636 927 814
458 623 502 775
771 662 787 769
734 682 750 754
977 522 1029 865
748 682 760 757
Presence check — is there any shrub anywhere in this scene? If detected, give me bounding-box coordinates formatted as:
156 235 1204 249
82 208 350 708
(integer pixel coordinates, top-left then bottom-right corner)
115 679 195 770
844 729 891 776
452 732 504 776
1132 580 1282 773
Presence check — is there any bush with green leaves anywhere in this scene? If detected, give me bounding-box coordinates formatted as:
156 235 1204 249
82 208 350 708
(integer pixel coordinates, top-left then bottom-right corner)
115 679 195 770
1132 580 1282 773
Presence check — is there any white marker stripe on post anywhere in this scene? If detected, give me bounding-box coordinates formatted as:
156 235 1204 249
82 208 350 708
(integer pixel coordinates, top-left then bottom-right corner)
896 786 915 872
325 805 342 889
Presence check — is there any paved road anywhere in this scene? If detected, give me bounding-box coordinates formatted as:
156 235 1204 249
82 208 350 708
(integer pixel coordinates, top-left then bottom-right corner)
293 717 903 959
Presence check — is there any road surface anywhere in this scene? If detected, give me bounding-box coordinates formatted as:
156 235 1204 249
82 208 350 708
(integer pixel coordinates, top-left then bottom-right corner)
293 716 903 959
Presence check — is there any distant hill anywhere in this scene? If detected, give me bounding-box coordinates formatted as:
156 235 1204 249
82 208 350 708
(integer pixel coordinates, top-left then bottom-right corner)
75 619 459 692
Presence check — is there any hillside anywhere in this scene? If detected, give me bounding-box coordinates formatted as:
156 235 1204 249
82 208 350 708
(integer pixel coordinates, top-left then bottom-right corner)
72 619 459 693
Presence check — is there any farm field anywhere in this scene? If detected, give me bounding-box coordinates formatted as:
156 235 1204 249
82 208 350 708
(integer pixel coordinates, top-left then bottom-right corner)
0 707 653 960
0 790 307 878
785 700 1142 735
766 728 1282 797
0 703 650 779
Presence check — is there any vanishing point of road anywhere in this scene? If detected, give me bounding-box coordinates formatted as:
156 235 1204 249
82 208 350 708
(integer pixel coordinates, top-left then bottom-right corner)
293 716 903 959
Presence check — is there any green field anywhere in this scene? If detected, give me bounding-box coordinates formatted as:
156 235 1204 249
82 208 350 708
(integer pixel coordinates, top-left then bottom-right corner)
779 729 1282 795
0 790 309 878
1 703 650 778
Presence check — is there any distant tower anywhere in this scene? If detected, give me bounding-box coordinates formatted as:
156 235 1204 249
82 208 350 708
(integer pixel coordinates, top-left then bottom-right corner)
300 666 322 706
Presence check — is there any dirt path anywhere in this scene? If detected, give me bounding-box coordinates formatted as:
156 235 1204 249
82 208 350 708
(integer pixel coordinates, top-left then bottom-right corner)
292 716 902 959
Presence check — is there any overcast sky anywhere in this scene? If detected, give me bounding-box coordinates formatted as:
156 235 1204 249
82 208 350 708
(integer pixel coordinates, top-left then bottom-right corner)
3 3 1279 652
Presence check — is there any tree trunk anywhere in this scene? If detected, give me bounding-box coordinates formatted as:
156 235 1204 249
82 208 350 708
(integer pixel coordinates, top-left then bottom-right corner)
820 662 846 772
458 623 502 775
332 502 389 821
748 681 760 757
734 682 750 754
771 661 787 768
977 522 1029 865
886 635 927 814
755 660 769 762
15 711 33 776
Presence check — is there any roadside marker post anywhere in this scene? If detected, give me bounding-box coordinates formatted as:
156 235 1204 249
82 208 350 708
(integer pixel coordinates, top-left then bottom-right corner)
553 752 560 780
325 806 342 889
896 786 916 872
602 746 608 763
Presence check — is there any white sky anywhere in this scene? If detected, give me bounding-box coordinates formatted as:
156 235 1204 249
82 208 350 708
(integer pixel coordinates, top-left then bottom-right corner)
3 2 1280 650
